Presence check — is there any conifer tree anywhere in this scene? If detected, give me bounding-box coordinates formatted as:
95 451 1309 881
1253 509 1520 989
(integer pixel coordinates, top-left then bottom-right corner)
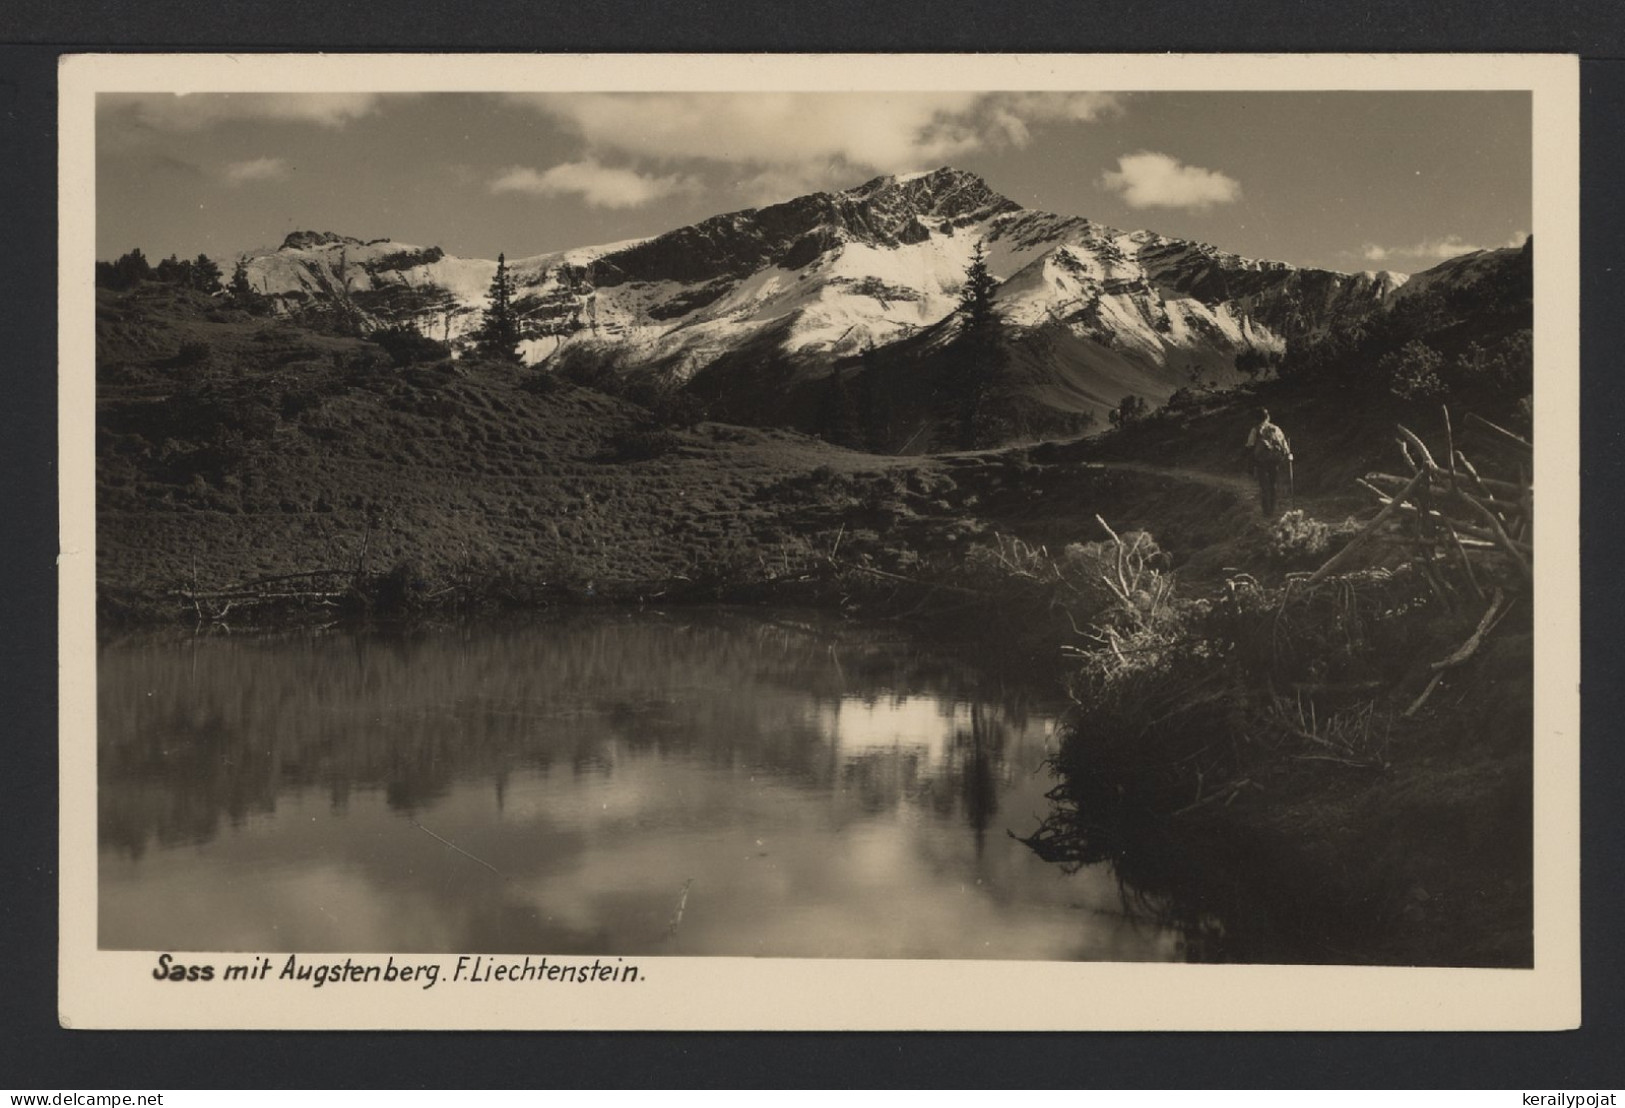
958 240 999 330
95 247 152 290
473 252 524 363
190 253 223 294
856 344 892 453
228 258 271 315
947 241 1005 448
815 363 861 447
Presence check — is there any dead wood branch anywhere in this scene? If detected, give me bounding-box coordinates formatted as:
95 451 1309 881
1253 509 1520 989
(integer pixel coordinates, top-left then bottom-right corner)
1465 412 1533 453
1307 469 1429 586
1453 489 1533 580
1396 424 1439 470
1429 589 1507 672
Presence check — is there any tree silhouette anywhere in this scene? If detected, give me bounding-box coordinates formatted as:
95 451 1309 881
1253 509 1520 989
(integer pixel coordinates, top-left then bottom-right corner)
228 258 271 314
473 252 524 363
1109 394 1148 427
190 253 223 293
95 248 153 290
814 362 861 447
947 241 1006 448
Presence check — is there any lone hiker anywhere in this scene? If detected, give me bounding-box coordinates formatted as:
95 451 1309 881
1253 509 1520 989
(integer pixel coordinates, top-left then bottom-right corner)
1243 406 1293 517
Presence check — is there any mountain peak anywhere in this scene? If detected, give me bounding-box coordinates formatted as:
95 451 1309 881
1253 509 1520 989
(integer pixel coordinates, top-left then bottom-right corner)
837 166 1016 218
819 166 1020 237
280 231 386 252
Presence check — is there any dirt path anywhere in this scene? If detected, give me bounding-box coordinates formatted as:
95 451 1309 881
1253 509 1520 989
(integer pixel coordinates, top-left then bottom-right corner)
1090 460 1258 498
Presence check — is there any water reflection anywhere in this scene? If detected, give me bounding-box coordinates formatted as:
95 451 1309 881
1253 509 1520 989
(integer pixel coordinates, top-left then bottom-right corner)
99 611 1185 960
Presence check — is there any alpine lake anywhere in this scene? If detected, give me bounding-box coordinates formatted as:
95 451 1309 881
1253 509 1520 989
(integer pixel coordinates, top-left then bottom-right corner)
99 608 1192 961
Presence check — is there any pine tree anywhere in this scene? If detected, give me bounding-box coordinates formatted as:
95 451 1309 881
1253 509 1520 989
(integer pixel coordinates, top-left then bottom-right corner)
154 254 186 285
814 363 861 447
958 240 999 329
947 241 1005 448
191 253 223 294
228 258 271 315
95 248 152 290
856 345 892 453
473 252 523 363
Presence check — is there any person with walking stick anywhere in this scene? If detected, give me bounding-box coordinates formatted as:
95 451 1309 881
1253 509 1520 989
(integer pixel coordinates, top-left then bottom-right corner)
1243 406 1293 517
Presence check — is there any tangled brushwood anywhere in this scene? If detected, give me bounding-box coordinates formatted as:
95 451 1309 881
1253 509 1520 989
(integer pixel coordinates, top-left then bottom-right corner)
1027 407 1533 867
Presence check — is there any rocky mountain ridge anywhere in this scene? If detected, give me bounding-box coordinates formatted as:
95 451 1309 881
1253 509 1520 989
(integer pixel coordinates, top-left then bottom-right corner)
234 167 1513 418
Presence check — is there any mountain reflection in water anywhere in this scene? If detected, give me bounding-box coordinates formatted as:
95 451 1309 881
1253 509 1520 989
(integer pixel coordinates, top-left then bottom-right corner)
98 610 1185 960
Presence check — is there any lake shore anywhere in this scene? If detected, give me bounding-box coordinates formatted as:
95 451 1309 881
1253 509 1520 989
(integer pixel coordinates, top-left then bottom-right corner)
97 457 1533 967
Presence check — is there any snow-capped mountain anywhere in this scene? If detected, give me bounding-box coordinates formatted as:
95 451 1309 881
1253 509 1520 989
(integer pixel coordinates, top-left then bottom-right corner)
238 168 1414 416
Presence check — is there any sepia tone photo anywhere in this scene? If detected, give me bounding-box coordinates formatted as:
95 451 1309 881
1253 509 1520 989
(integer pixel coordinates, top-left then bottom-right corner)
59 53 1580 1029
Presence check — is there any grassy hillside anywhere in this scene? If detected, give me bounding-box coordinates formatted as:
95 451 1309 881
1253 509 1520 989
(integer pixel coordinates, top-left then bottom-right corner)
96 283 1037 621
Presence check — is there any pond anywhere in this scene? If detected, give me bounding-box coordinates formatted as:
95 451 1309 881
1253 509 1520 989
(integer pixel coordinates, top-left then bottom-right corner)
98 609 1188 960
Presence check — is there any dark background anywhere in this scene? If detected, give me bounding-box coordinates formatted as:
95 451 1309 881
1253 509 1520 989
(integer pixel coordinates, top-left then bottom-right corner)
3 3 1622 1087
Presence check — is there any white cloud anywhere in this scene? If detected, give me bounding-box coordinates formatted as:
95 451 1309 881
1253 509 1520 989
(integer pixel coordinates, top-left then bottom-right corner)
502 91 1124 180
101 93 385 130
491 160 694 209
223 156 290 184
1098 151 1241 211
1363 230 1528 263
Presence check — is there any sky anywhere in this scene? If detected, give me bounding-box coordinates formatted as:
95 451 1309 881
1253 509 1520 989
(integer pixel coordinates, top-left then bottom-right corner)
96 90 1530 275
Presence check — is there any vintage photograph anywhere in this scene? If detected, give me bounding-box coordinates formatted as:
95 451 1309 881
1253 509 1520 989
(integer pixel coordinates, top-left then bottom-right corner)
61 54 1580 1028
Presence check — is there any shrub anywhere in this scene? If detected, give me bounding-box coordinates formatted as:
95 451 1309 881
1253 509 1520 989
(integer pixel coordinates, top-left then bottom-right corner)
170 341 212 368
520 370 569 396
1263 509 1351 564
1447 330 1532 398
1109 394 1149 427
368 325 450 368
370 559 433 613
607 428 682 462
1165 386 1199 412
1382 340 1446 400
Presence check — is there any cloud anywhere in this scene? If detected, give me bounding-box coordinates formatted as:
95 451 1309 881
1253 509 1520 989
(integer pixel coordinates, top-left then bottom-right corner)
100 93 386 130
491 160 694 209
223 156 290 184
501 91 1124 182
1098 151 1241 211
1362 230 1528 264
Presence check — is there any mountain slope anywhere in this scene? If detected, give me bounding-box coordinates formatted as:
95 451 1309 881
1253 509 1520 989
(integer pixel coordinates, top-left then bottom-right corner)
238 168 1412 422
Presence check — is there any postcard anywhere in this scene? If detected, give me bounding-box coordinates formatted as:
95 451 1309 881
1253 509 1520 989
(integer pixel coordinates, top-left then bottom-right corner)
59 52 1579 1029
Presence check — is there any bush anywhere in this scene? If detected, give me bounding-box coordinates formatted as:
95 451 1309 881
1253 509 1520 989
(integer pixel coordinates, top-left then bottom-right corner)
625 376 709 429
1447 330 1532 398
170 341 212 368
1109 394 1149 427
368 325 450 368
607 428 682 462
1263 510 1359 565
370 559 433 613
1382 340 1446 400
520 370 570 396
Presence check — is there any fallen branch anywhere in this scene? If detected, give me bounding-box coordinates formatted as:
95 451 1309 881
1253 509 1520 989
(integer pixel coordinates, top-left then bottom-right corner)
1396 424 1439 470
1404 672 1446 719
1306 469 1429 585
837 561 989 597
175 588 352 603
1447 525 1488 603
1366 468 1526 502
1404 590 1510 717
1465 412 1532 453
1453 489 1533 581
1443 405 1456 480
1429 588 1508 672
